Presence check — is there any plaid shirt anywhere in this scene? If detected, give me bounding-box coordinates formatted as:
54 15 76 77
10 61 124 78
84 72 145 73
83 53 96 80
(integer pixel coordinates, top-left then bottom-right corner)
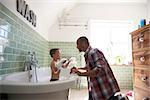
84 46 120 100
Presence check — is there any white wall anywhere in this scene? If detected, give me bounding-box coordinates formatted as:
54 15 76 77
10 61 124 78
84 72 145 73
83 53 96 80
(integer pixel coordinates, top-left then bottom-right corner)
48 3 147 42
148 0 150 22
48 20 88 42
0 0 76 41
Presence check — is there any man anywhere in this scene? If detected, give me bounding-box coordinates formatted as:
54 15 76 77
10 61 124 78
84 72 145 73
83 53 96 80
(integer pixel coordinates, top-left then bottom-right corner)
71 36 120 100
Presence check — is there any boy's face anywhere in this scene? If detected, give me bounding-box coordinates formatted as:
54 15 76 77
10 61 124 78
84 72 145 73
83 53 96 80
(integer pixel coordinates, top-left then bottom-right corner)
53 50 61 59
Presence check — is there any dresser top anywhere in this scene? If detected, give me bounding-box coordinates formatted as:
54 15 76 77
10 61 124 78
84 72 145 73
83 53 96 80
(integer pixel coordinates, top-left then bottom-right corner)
130 24 150 35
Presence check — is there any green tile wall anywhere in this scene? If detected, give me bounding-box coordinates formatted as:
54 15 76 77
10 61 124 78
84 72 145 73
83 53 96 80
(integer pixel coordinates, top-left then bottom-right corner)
0 3 49 75
76 66 133 90
49 42 81 66
111 66 133 90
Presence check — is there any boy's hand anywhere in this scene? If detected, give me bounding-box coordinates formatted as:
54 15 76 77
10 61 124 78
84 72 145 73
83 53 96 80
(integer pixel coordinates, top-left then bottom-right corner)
70 67 78 74
62 60 67 63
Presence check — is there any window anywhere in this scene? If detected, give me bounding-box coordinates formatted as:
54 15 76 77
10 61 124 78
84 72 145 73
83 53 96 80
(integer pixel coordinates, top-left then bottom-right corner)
0 18 10 38
90 20 133 65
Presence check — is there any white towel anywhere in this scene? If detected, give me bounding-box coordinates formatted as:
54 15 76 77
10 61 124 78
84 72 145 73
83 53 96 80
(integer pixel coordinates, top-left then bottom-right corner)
56 58 67 70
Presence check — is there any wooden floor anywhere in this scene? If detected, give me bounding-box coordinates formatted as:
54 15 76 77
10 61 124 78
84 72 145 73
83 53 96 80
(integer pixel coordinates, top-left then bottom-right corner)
69 88 134 100
69 88 88 100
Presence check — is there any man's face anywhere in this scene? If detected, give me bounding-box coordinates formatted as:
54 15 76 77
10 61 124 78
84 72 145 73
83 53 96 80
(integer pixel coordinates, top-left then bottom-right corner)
76 40 84 52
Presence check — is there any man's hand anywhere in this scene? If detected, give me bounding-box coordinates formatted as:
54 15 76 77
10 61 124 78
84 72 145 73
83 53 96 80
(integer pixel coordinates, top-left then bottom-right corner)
70 67 87 76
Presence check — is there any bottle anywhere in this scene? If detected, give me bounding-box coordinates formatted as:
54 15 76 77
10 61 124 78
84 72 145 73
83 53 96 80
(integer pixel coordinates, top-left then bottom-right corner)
140 19 146 27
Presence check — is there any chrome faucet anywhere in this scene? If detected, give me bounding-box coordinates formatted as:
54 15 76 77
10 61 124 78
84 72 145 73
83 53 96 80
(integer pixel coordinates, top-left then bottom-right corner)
30 52 39 82
24 51 32 82
24 51 39 82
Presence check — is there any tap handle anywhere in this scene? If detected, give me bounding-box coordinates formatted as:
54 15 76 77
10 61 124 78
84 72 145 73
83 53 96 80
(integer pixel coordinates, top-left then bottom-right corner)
32 52 38 63
25 51 32 62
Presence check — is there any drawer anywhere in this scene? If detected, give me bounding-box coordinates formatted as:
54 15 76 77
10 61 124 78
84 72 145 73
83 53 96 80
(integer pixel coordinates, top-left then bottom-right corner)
134 88 150 100
133 51 150 66
132 29 150 50
134 69 150 90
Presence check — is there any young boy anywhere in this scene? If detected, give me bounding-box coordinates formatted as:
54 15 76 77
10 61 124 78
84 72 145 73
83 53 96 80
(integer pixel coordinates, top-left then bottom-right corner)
49 48 70 81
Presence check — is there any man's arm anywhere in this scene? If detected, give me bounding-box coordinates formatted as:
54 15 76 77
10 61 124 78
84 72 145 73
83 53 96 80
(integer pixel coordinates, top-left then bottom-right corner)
75 50 105 77
76 68 98 77
78 67 88 70
71 67 98 77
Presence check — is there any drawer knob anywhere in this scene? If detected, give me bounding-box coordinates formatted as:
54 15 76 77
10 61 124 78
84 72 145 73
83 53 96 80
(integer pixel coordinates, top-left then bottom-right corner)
142 97 149 100
141 76 148 82
140 57 145 62
138 37 144 42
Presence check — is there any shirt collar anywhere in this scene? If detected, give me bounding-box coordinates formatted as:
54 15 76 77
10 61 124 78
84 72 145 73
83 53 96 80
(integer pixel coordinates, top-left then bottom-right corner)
85 46 91 54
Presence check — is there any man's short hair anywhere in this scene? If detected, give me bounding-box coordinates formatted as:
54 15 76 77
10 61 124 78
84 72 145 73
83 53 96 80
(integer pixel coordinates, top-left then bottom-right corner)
49 48 59 57
77 36 89 45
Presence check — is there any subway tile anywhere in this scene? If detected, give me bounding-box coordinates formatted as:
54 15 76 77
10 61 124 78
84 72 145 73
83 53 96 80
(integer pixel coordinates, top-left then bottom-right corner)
3 53 7 61
9 40 16 48
7 32 14 40
0 2 2 10
0 12 7 21
12 48 19 54
15 55 25 62
17 43 22 49
7 55 15 61
3 47 13 54
13 67 23 72
10 26 17 34
14 35 21 42
10 62 16 68
1 4 15 20
0 69 6 75
0 3 49 74
0 63 2 69
15 24 22 31
6 68 15 74
2 62 10 68
14 62 23 68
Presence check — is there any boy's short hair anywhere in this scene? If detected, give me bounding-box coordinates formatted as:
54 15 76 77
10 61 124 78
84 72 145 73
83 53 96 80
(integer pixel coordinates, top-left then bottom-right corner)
49 48 59 57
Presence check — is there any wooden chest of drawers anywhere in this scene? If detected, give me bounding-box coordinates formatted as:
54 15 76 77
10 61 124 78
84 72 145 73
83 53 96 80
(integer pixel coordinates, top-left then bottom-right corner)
131 24 150 100
134 88 150 100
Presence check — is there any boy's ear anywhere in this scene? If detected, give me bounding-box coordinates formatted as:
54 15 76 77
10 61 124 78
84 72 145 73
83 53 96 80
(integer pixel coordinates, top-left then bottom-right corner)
52 54 54 57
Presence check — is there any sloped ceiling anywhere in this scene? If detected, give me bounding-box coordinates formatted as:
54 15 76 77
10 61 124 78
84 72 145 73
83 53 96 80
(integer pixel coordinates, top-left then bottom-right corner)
0 0 147 40
26 0 78 40
26 0 147 41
